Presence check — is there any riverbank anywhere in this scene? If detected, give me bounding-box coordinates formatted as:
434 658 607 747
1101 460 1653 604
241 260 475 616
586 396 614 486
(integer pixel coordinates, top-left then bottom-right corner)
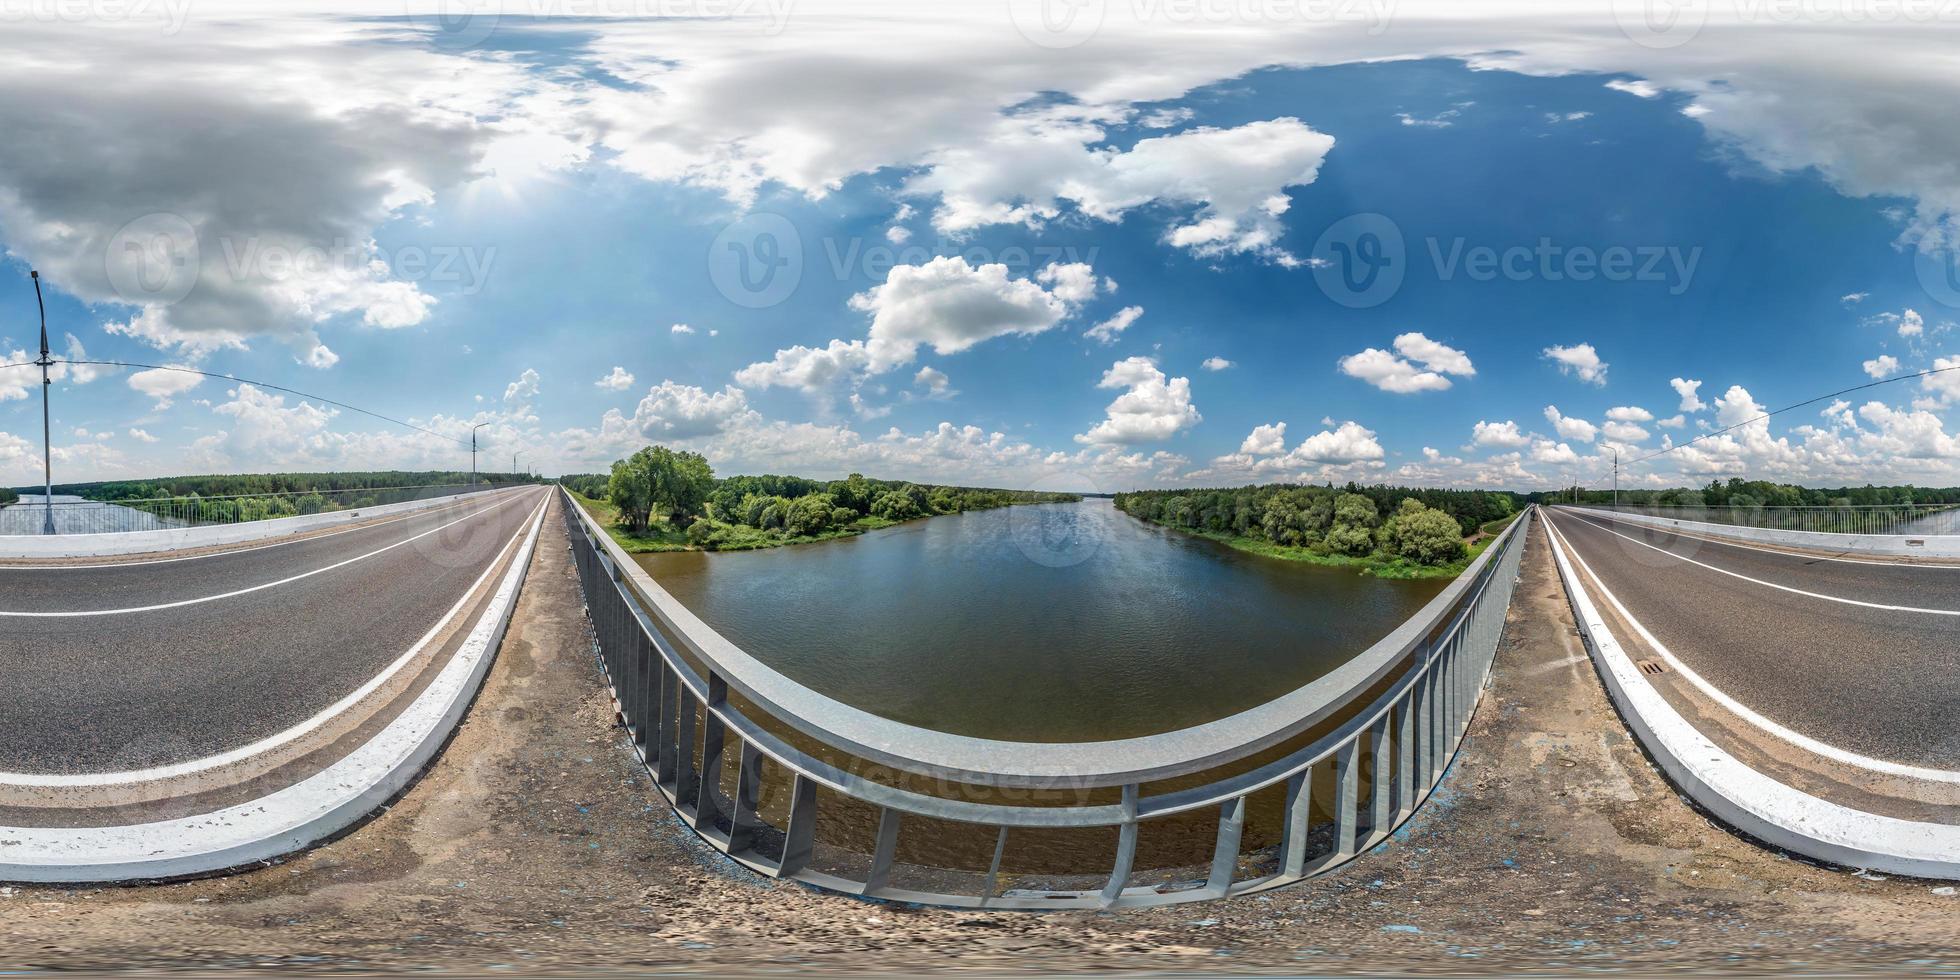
1132 511 1517 580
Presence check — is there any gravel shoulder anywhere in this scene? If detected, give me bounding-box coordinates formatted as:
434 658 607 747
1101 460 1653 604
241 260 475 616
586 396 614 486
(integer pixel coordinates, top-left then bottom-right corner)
3 517 1956 974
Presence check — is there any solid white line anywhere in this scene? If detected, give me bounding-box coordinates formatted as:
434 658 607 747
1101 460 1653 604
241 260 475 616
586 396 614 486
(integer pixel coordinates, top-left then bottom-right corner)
1573 508 1960 571
1546 513 1960 784
0 493 549 788
1560 510 1960 617
0 488 539 618
0 488 517 571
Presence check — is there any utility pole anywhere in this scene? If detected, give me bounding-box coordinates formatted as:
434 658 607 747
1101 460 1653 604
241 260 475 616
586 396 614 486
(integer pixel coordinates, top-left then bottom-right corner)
1613 449 1620 509
512 449 526 479
471 422 490 485
31 271 54 535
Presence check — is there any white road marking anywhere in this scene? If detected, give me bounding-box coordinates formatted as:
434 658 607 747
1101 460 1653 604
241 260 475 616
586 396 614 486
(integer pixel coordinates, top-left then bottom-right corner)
1560 511 1960 617
0 488 540 618
1573 509 1960 571
0 493 550 788
0 488 519 571
1546 513 1960 784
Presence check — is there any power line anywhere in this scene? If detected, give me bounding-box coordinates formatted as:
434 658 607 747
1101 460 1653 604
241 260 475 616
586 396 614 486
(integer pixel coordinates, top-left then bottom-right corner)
1630 362 1960 466
56 359 474 447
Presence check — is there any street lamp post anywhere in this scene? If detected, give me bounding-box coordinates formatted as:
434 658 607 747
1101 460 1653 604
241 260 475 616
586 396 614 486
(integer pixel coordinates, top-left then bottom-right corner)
470 422 491 485
513 449 526 479
31 271 54 535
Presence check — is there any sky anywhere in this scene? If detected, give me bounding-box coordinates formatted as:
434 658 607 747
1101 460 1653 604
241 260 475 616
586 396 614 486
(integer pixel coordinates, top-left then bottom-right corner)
3 1 1960 494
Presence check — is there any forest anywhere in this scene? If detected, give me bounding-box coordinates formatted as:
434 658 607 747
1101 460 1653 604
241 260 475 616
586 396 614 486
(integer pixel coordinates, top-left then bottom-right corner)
1114 483 1519 575
1528 478 1960 508
0 486 16 506
562 446 1078 552
34 471 544 525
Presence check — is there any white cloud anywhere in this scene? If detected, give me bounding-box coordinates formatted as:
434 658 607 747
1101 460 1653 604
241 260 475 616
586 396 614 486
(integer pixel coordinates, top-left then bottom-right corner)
1656 414 1686 428
1602 420 1651 443
913 365 955 398
127 367 203 409
127 427 159 443
1543 343 1608 385
1339 332 1475 394
596 366 636 391
1035 262 1102 304
908 117 1335 264
1240 422 1287 455
1289 420 1384 465
1076 356 1201 445
1201 356 1234 371
1471 419 1530 449
885 226 911 244
1085 305 1144 345
503 368 541 423
1543 405 1598 442
1864 354 1901 379
671 323 695 335
734 339 875 392
1604 78 1660 98
1671 377 1706 412
1605 405 1654 422
1899 308 1925 337
1841 291 1869 304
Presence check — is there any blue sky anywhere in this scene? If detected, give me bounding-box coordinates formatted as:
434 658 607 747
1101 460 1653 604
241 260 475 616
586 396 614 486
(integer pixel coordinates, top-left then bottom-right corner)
3 3 1959 492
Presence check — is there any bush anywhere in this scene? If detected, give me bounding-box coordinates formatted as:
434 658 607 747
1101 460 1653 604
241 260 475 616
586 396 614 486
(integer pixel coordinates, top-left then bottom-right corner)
1382 500 1466 565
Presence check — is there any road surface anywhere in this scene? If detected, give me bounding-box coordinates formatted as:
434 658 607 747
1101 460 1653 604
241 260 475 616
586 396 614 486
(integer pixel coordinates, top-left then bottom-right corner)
1543 506 1960 769
0 486 548 773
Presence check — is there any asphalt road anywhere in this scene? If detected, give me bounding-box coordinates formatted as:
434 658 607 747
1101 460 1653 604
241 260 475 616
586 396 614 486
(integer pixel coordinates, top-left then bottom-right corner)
0 486 548 774
1545 506 1960 769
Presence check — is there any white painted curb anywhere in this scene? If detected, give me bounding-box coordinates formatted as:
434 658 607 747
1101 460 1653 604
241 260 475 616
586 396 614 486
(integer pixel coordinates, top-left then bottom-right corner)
1541 508 1960 880
0 491 550 883
1559 505 1960 558
0 485 529 559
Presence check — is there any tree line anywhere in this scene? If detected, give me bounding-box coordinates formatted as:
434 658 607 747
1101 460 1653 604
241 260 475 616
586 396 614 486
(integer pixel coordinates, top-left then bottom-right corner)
54 470 545 501
1529 477 1960 508
0 486 17 506
1114 483 1518 567
563 446 1079 550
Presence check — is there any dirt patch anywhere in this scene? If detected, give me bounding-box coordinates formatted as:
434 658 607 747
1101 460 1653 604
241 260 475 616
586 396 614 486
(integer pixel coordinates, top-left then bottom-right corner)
2 518 1956 974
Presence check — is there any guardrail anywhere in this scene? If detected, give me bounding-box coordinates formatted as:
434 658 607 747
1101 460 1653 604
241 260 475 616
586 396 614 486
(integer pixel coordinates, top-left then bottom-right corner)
1576 502 1958 536
0 482 516 536
564 488 1533 908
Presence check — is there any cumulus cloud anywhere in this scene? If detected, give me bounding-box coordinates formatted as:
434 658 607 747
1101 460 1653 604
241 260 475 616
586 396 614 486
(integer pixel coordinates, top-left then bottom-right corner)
502 369 541 423
1605 405 1653 422
913 365 955 398
596 366 636 391
1239 422 1287 455
1543 405 1598 442
128 428 159 444
1543 343 1608 385
127 367 203 409
1864 354 1900 379
1671 377 1706 413
1471 419 1530 449
1340 332 1475 394
1076 357 1201 445
1602 420 1651 443
1201 356 1234 371
671 323 695 335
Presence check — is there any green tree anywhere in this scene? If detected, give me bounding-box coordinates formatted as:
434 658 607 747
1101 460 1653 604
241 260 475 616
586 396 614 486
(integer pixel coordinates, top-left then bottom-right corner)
607 445 715 533
1381 498 1465 565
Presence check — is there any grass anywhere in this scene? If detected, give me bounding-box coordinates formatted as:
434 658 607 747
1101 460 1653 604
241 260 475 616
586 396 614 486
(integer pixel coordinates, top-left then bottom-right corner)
569 491 904 553
1152 513 1523 581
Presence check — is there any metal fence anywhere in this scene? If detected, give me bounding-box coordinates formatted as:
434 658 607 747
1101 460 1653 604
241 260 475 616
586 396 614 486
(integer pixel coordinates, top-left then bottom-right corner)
564 488 1533 909
0 482 512 536
1578 502 1959 536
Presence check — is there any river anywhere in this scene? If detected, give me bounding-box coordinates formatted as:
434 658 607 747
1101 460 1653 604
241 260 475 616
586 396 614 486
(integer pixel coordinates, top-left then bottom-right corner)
636 498 1446 742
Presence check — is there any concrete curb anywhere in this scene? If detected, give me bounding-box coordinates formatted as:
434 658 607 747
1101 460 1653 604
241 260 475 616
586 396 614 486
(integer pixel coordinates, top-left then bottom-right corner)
1558 505 1960 558
0 485 526 559
0 491 550 883
1541 508 1960 880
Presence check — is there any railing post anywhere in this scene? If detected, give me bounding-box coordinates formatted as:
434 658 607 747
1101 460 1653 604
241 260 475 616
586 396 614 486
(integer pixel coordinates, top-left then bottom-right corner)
863 807 902 894
1368 716 1393 833
1333 739 1361 858
1280 767 1315 877
777 773 818 877
1204 796 1247 896
1395 680 1417 816
1099 784 1140 908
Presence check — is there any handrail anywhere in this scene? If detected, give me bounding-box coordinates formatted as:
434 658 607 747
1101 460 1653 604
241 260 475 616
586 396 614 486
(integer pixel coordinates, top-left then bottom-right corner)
568 487 1530 790
563 489 1534 908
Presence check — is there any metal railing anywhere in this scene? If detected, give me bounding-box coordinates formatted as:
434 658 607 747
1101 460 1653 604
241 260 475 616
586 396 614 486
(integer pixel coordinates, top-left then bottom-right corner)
0 482 513 536
1576 502 1959 536
564 487 1533 909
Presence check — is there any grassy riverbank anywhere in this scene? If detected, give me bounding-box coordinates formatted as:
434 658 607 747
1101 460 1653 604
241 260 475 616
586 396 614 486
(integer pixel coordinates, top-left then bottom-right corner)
570 491 902 553
1146 509 1521 580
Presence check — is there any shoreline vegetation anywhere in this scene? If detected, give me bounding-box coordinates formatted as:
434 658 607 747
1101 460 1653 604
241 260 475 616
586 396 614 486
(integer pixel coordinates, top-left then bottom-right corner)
1115 484 1519 580
562 445 1078 554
